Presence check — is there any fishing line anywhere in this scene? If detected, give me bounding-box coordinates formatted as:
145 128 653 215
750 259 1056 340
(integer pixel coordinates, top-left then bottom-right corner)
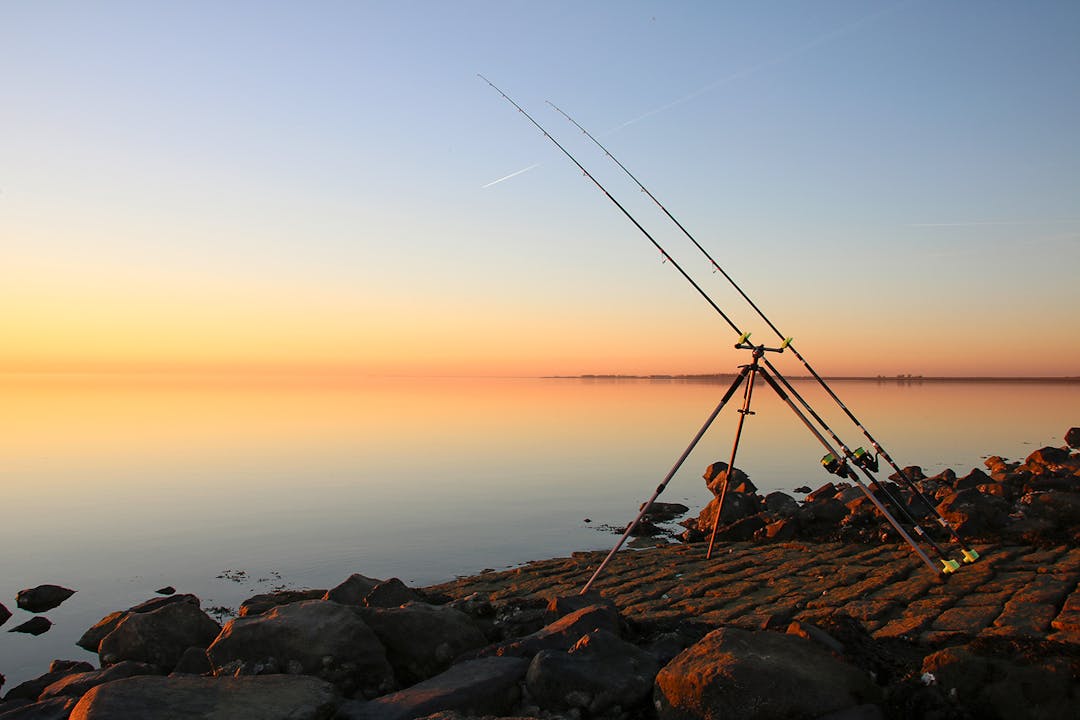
547 102 975 560
480 76 959 574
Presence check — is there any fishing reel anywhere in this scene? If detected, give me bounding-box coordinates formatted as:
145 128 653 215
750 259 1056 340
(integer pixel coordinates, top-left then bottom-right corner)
820 453 851 477
852 447 879 473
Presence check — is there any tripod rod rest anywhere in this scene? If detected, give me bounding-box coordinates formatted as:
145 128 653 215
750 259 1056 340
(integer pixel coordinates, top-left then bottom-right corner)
734 333 788 355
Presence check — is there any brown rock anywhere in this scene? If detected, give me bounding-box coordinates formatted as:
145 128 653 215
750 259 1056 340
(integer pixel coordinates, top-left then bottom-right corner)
15 585 76 613
239 589 326 617
98 600 221 671
654 627 880 720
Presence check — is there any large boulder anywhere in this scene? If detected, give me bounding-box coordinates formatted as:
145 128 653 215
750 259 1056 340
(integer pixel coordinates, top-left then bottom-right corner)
67 674 339 720
359 602 487 685
98 599 221 671
15 585 76 613
341 657 527 720
78 594 202 652
654 627 880 720
763 491 799 516
206 599 394 699
921 644 1076 720
526 629 660 714
0 602 10 628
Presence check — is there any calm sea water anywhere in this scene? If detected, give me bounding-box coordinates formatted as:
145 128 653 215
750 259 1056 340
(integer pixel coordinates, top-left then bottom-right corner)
1 374 1076 685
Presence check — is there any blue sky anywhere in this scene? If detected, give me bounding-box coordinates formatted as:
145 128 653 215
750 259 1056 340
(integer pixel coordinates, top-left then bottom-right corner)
2 1 1078 376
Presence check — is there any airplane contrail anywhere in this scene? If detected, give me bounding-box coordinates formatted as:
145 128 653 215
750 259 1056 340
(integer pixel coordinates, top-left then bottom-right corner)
909 219 1080 227
481 163 541 189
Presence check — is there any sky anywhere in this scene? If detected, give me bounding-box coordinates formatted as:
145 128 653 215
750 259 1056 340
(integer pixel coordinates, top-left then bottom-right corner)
2 0 1078 378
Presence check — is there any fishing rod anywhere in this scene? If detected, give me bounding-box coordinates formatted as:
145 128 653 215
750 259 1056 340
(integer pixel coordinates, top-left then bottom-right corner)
480 76 953 575
547 102 978 564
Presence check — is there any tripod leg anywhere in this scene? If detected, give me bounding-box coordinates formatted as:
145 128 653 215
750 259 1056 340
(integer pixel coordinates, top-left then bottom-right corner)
706 364 759 559
758 370 942 575
580 366 751 595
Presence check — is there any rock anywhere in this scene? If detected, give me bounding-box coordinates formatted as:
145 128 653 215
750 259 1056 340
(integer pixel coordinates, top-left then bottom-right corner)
363 579 424 608
0 603 10 628
888 466 925 482
654 627 880 720
1024 446 1070 467
67 674 339 720
324 574 382 605
239 589 326 617
171 647 212 675
39 661 160 700
206 599 394 699
935 488 1009 536
786 621 845 655
544 593 617 623
15 585 76 613
7 617 51 636
79 595 203 652
702 462 750 497
526 629 660 714
3 661 94 701
479 603 622 659
793 485 812 494
359 602 487 685
921 644 1075 720
762 491 798 516
1022 490 1080 530
798 497 849 525
344 657 527 720
1066 427 1080 449
806 482 839 501
710 515 766 541
955 468 991 490
77 612 128 653
98 599 221 671
640 502 690 522
684 493 760 532
764 518 798 540
155 587 176 596
0 697 77 720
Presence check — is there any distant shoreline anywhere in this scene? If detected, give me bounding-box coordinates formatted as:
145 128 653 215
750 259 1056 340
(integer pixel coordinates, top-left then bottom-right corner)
547 374 1080 383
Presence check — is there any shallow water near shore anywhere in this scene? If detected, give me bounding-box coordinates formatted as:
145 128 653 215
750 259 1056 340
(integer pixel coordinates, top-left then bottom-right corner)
1 374 1076 685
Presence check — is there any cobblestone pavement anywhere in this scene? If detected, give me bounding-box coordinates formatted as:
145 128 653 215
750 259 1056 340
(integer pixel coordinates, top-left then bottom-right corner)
426 541 1080 646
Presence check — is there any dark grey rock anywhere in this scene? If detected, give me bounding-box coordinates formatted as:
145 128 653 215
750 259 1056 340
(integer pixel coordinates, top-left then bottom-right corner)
526 629 660 714
7 617 51 636
347 657 527 720
39 661 160 700
359 603 487 685
363 579 423 608
0 697 77 720
98 599 221 671
15 585 76 614
3 661 93 702
477 603 622 659
763 491 799 516
171 646 212 675
155 586 176 596
239 589 326 617
207 599 394 699
0 603 10 628
324 574 383 605
67 674 339 720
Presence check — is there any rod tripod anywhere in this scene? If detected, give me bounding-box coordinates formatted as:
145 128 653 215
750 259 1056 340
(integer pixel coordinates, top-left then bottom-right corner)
580 339 951 595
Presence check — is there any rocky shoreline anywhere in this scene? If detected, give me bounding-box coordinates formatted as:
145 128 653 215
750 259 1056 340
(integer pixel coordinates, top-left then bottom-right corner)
1 430 1078 719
